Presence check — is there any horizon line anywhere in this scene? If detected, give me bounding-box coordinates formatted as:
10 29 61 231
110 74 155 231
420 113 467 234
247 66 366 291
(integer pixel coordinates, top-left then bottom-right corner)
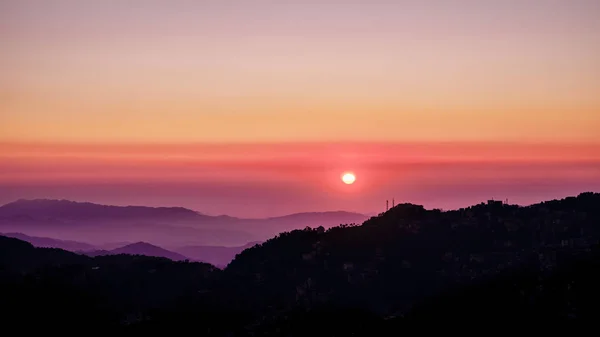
1 197 370 219
3 192 596 218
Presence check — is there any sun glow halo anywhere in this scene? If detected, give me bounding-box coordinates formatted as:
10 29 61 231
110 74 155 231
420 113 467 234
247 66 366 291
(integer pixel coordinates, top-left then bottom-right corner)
341 172 356 185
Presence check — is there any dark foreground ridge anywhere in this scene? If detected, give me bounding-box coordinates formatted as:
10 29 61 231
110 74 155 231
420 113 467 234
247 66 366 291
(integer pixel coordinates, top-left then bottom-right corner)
1 192 600 334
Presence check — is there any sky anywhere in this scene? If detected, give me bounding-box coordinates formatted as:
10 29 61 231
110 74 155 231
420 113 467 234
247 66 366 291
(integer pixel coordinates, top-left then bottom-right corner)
1 1 600 216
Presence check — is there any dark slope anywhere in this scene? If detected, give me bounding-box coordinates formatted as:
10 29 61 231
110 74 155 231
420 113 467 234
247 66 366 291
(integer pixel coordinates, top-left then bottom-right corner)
135 192 600 333
1 232 97 251
2 192 600 334
261 211 368 231
0 235 89 273
401 245 600 325
224 192 600 315
0 235 219 332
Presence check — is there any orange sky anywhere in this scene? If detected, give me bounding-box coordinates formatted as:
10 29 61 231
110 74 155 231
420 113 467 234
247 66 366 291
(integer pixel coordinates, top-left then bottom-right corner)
1 1 600 216
2 1 600 144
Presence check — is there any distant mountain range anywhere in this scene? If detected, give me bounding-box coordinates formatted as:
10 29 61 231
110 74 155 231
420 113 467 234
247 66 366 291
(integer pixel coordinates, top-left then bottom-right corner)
172 241 262 267
84 242 191 262
3 231 258 266
0 198 203 221
0 199 368 247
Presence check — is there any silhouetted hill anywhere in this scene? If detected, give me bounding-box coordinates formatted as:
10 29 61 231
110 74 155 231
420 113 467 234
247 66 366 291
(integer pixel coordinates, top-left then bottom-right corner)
89 242 191 261
2 192 600 333
402 244 600 325
0 235 89 274
131 192 600 332
0 235 219 332
1 232 97 251
224 192 600 316
262 211 367 228
0 199 203 220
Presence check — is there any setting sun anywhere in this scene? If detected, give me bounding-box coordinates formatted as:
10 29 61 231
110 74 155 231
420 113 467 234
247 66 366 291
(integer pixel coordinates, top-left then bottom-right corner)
341 173 356 185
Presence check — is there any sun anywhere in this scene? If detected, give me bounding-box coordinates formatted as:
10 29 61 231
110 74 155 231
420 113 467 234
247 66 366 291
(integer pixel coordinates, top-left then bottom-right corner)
341 172 356 185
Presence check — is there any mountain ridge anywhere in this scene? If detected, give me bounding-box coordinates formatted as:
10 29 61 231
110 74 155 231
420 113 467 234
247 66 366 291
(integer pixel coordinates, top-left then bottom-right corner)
85 241 191 261
0 198 367 220
0 198 204 220
3 231 259 266
0 199 369 246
